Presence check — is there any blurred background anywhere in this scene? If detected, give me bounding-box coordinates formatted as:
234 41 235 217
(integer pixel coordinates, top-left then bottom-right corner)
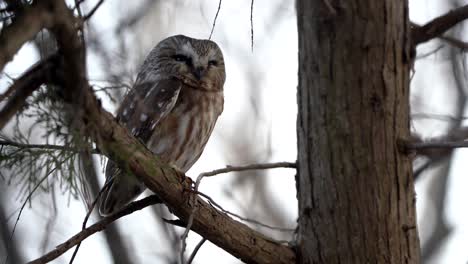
0 0 467 263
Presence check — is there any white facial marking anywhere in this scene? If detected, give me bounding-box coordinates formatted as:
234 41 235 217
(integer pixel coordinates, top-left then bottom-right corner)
181 42 196 58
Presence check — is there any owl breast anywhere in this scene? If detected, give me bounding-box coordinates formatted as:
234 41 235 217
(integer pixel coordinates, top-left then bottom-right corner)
146 85 223 172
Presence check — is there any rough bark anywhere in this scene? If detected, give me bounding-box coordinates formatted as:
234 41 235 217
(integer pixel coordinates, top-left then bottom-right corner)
296 1 420 263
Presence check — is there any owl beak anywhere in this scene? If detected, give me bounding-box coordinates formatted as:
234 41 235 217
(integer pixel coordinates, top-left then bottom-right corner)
192 67 205 80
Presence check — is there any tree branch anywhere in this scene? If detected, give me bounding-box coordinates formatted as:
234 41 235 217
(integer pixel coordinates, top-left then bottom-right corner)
403 126 468 158
412 4 468 46
0 55 58 130
406 140 468 149
27 195 161 264
0 1 54 72
21 1 297 263
440 35 468 51
83 0 104 21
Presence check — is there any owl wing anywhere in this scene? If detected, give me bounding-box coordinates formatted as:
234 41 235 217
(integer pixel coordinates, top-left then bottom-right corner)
117 76 182 142
99 76 182 216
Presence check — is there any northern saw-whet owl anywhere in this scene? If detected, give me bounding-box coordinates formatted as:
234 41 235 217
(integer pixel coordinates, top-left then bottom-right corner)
99 35 225 216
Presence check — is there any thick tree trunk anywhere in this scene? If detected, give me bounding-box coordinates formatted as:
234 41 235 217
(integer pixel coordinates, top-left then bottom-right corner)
296 1 420 263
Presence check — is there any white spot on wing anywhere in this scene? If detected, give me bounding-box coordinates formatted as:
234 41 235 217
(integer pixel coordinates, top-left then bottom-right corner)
123 109 128 116
140 113 148 122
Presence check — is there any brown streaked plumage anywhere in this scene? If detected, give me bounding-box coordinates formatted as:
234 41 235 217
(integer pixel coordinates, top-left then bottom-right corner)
99 35 225 216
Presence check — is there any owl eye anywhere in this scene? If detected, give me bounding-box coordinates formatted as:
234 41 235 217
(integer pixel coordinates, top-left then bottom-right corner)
208 60 218 66
172 54 190 63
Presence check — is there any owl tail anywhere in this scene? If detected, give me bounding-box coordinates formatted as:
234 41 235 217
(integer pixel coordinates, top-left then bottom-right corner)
98 160 147 216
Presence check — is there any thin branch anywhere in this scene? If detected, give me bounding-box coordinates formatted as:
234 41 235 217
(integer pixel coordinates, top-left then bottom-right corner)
406 140 468 149
187 238 206 264
195 190 294 233
250 0 254 51
27 195 161 264
195 162 296 186
440 35 468 51
180 202 195 264
83 0 104 21
412 4 468 45
208 0 222 40
415 45 444 59
180 161 296 263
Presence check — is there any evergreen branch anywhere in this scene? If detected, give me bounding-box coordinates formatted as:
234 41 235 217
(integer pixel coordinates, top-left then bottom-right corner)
0 139 98 153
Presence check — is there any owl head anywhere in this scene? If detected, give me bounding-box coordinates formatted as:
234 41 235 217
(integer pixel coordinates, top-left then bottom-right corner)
143 35 226 92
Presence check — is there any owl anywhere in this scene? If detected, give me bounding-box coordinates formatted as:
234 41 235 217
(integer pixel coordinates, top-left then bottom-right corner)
99 35 225 216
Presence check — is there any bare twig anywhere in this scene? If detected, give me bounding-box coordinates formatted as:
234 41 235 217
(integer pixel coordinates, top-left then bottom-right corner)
412 4 468 45
27 195 161 264
194 190 294 233
83 0 104 21
416 45 444 59
250 0 254 51
180 161 296 263
406 140 468 149
187 238 206 264
208 0 222 40
440 35 468 51
195 162 296 188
